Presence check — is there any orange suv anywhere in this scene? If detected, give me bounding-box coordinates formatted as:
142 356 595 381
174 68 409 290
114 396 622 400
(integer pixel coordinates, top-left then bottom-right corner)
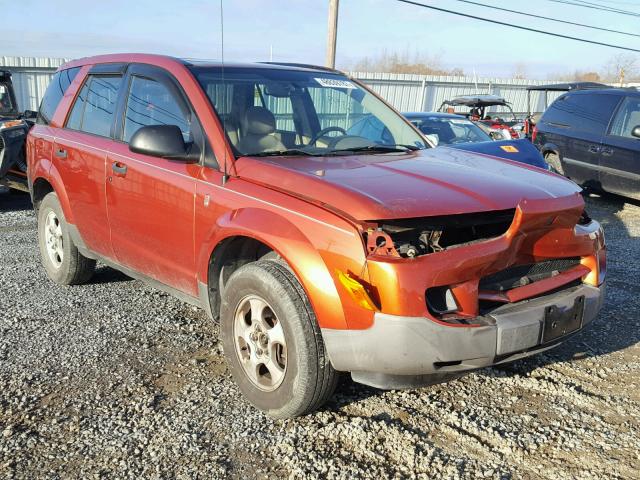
27 54 606 418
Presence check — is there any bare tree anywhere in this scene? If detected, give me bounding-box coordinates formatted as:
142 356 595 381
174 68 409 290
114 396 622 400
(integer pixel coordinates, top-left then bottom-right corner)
604 53 639 84
348 50 464 76
513 62 528 80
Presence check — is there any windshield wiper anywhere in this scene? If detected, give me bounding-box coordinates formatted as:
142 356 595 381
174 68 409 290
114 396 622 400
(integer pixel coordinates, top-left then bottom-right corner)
327 144 421 154
245 148 317 157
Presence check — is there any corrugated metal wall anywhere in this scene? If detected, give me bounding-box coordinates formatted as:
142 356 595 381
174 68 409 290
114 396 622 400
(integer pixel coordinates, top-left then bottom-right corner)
348 71 568 115
1 56 69 111
1 56 634 117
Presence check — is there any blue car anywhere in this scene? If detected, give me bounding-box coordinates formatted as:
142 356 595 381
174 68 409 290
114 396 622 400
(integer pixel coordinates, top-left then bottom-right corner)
403 112 549 170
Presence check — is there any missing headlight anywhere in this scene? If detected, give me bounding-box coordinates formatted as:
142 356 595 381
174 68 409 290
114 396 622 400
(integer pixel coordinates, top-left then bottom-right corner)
367 209 515 258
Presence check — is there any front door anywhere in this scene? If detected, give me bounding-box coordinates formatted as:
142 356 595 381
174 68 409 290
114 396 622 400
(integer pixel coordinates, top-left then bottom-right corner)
600 96 640 199
105 65 201 296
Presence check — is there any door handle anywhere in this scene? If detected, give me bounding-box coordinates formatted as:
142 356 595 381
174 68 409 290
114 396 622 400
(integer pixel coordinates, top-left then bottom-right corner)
588 145 600 154
601 147 614 156
55 148 67 159
111 162 128 176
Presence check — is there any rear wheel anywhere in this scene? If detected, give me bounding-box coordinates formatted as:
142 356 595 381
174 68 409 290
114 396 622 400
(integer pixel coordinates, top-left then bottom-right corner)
220 260 338 418
545 152 564 176
37 192 96 285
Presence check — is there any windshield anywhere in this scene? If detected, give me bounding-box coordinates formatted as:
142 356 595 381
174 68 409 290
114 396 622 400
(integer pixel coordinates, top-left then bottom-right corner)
409 116 491 145
190 66 426 157
0 83 15 115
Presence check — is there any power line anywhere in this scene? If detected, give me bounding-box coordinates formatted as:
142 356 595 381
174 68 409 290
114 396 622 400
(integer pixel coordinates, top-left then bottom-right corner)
548 0 640 17
452 0 640 38
395 0 640 53
573 0 640 14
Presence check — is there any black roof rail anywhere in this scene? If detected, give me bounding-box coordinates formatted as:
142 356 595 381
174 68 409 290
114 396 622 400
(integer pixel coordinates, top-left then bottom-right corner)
259 62 342 73
526 82 608 92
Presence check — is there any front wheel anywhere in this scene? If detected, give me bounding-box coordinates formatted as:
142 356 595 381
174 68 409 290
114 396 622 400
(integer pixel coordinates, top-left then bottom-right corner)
220 260 338 418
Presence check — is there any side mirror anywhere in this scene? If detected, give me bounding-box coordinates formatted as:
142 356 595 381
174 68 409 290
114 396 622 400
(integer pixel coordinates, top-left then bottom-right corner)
631 125 640 139
22 110 37 120
489 131 501 140
129 125 197 161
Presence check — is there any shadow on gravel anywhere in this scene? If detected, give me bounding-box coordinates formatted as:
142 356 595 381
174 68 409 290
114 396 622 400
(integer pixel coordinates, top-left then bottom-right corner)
0 190 32 212
485 191 639 377
90 266 133 284
324 375 380 410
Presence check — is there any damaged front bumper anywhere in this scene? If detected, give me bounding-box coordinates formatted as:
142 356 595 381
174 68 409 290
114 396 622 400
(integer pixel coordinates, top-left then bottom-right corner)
322 282 605 389
323 193 607 389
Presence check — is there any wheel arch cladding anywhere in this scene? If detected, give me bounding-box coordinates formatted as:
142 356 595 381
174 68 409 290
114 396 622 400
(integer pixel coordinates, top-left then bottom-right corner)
198 207 349 330
38 163 75 224
31 177 54 210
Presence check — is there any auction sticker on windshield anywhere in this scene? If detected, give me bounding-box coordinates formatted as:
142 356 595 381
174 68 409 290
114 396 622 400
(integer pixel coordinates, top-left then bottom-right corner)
315 78 356 89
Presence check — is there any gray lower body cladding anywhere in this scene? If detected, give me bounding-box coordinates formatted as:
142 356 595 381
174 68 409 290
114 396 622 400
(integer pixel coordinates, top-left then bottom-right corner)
322 283 604 389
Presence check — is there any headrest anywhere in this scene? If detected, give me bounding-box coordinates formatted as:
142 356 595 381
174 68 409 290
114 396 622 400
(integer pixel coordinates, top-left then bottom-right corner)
243 106 276 135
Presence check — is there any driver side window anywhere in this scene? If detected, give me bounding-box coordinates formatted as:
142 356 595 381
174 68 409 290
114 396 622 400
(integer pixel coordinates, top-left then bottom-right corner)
122 76 192 143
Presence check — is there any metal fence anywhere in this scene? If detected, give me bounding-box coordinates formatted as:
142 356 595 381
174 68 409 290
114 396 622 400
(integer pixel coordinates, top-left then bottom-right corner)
348 71 570 116
1 56 68 111
1 56 635 117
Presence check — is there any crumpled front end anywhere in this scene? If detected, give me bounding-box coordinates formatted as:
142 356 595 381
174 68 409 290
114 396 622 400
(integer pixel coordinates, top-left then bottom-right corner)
323 192 606 388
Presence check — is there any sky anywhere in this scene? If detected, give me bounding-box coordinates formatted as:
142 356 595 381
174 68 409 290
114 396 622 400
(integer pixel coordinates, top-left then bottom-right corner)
2 0 640 79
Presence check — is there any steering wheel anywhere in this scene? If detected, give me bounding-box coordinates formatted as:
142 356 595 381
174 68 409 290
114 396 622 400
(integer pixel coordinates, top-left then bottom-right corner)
310 126 348 146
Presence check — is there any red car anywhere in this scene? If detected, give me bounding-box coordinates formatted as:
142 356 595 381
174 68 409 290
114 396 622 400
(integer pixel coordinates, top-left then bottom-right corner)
27 54 606 418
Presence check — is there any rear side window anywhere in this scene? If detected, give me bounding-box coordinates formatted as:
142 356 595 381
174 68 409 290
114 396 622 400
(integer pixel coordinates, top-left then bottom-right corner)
542 92 620 136
65 75 122 137
122 75 191 143
609 96 640 139
37 67 80 125
66 83 89 131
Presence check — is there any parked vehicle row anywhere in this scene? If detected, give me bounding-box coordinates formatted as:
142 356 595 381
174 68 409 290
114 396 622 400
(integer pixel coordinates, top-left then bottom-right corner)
25 54 605 417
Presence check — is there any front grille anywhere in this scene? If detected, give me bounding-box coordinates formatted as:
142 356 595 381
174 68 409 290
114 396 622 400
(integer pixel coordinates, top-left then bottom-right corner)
479 257 581 292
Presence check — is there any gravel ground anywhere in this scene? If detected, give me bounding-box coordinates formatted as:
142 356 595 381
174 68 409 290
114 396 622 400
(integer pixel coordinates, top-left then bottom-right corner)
0 189 638 479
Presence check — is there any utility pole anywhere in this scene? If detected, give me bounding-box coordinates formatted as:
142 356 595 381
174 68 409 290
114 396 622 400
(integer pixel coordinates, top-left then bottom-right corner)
325 0 339 69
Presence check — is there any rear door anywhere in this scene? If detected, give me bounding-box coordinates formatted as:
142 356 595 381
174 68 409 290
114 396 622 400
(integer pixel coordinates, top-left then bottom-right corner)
557 92 620 186
600 95 640 198
53 67 125 258
106 64 203 296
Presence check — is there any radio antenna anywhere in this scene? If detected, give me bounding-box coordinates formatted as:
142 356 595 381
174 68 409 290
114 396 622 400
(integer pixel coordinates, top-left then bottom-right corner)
220 0 229 185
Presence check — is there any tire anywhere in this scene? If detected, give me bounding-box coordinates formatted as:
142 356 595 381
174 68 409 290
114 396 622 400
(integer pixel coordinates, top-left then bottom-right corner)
37 192 96 285
545 152 564 176
220 260 338 418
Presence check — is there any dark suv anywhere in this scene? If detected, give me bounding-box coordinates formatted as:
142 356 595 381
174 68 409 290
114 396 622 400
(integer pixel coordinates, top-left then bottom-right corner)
534 88 640 199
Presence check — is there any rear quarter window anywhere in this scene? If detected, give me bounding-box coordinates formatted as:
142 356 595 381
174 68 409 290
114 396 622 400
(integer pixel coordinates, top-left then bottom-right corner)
542 92 620 136
37 67 81 125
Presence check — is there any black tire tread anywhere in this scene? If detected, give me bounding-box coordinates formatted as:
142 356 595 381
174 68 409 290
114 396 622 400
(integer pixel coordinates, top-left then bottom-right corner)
258 260 338 417
220 260 338 418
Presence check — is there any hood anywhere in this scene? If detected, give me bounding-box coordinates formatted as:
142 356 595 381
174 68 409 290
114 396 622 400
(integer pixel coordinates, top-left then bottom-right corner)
234 147 581 221
449 138 548 170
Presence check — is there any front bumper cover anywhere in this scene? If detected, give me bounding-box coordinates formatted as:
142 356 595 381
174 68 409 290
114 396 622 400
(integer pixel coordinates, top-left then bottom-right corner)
322 283 604 389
